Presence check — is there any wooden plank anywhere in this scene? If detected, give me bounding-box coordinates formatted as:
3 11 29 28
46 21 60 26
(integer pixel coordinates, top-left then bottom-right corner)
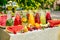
0 28 10 40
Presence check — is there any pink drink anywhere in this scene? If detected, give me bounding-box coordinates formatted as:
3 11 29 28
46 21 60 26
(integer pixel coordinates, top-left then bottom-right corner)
0 15 7 26
0 16 2 26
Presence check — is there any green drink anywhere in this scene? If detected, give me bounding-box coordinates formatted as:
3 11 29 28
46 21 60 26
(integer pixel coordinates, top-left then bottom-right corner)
6 11 13 26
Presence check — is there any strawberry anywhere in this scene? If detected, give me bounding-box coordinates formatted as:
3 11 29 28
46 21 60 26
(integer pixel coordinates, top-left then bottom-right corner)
14 14 22 26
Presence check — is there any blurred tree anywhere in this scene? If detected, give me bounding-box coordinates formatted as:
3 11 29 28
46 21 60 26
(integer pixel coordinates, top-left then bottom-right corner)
13 0 55 9
0 0 7 6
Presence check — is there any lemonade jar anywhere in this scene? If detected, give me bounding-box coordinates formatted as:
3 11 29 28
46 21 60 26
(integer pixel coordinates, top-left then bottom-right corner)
40 10 46 25
22 10 28 26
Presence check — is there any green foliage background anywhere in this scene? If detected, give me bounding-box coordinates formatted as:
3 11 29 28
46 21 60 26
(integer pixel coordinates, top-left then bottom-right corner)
16 0 55 10
0 0 7 6
0 0 55 9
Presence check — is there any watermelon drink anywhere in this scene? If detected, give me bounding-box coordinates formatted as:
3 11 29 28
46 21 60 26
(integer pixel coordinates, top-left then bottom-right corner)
1 15 7 26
